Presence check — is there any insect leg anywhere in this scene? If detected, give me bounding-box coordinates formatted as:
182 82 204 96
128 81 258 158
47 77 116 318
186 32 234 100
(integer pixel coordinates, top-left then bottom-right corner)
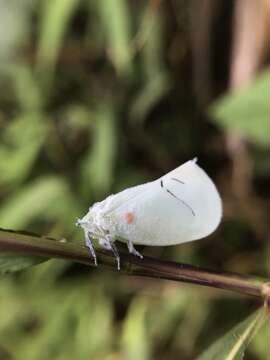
99 236 121 271
127 240 143 259
109 241 121 271
86 232 98 266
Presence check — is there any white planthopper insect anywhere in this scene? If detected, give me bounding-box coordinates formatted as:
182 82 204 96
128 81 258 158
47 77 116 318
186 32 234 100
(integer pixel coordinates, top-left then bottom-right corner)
76 158 222 270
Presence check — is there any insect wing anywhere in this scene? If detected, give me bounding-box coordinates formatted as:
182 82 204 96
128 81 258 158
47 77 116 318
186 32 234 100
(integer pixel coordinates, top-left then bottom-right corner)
107 159 222 246
102 182 153 214
162 159 222 241
107 179 195 245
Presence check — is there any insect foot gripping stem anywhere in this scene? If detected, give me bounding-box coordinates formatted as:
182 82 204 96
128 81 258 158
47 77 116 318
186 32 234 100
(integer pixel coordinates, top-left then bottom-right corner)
127 240 144 259
99 236 121 271
76 217 121 270
86 232 98 267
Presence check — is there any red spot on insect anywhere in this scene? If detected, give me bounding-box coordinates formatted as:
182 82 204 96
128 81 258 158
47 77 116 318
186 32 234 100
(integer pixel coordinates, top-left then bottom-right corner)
124 212 134 224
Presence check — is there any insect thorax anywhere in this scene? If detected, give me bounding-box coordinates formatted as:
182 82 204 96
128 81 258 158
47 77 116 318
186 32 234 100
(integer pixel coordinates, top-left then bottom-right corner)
79 197 116 241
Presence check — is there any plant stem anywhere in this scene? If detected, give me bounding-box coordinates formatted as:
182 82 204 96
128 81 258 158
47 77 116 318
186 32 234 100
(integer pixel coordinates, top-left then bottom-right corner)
0 229 267 301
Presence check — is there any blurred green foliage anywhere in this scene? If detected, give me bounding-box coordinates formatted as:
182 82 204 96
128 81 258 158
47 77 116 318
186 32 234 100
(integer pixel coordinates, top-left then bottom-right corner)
197 308 268 360
212 69 270 146
0 1 270 359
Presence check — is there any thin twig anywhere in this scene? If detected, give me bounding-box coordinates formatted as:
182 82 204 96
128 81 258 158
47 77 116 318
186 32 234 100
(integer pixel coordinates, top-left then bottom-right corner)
0 229 268 301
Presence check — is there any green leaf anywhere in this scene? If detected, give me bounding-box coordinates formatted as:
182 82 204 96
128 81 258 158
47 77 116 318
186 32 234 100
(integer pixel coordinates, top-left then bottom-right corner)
0 252 45 274
121 297 151 360
0 1 29 63
250 313 270 359
8 64 43 111
130 7 170 123
0 176 78 229
196 308 268 360
95 0 132 75
75 288 113 359
211 68 270 145
0 113 48 186
37 0 79 72
80 105 117 197
130 73 170 124
36 0 79 97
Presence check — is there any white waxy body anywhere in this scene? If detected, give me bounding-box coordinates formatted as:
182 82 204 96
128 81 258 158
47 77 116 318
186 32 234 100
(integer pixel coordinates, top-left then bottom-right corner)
77 159 222 268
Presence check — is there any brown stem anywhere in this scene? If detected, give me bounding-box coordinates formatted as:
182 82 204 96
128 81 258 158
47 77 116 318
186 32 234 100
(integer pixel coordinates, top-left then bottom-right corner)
0 229 267 300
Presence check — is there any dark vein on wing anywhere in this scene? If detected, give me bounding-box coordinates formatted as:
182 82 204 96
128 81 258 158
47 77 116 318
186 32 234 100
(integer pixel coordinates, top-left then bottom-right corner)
171 177 185 184
166 189 195 216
